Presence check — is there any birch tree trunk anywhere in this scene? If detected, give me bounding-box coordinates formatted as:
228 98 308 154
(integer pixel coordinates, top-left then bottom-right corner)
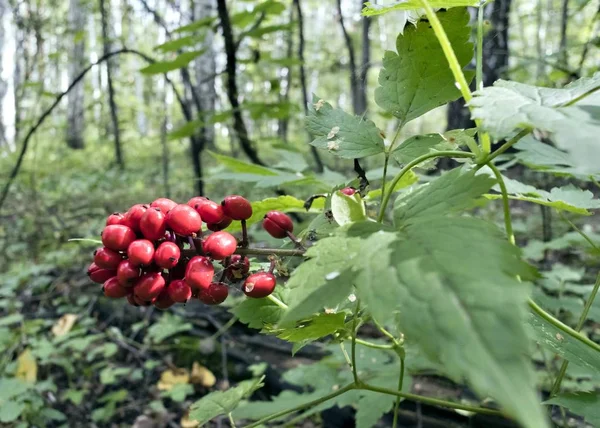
66 0 86 149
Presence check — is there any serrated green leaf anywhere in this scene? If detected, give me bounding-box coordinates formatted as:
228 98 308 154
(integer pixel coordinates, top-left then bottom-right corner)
471 74 600 176
144 313 192 344
226 195 325 233
139 50 206 74
154 34 205 52
331 191 366 225
305 96 385 159
0 378 31 400
189 376 264 425
270 313 345 343
527 312 600 376
374 221 545 428
231 289 288 329
362 0 478 16
393 168 495 226
234 390 326 421
392 130 468 167
544 391 600 426
208 151 278 176
375 8 474 123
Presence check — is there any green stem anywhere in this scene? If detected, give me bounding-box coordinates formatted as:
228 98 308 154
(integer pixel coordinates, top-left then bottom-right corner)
244 383 356 428
227 412 236 427
377 151 476 223
339 342 353 369
380 152 391 207
360 383 503 416
354 338 395 350
266 294 288 310
479 129 532 166
352 300 360 384
550 272 600 396
486 162 515 245
559 211 599 250
209 316 238 341
476 4 484 93
391 357 405 428
529 299 600 354
373 318 400 344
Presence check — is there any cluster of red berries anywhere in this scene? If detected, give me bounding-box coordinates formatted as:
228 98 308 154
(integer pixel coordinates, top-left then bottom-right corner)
86 195 295 310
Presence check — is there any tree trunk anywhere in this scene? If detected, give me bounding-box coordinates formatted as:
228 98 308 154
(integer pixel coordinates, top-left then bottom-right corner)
0 1 8 148
558 0 569 67
277 5 294 142
66 0 86 149
193 0 217 151
100 0 124 167
446 1 511 131
357 0 370 115
336 0 361 115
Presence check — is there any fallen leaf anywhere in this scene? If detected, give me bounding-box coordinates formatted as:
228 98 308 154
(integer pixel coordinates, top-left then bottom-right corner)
190 362 216 387
16 349 37 383
52 314 78 337
156 368 189 391
180 414 199 428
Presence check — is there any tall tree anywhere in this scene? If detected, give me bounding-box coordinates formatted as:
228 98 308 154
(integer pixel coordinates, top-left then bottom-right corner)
358 0 370 115
336 0 361 115
0 0 8 148
100 0 124 167
446 1 511 131
66 0 86 149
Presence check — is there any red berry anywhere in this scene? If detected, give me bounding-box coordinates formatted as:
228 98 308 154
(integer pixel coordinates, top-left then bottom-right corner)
207 216 233 232
221 195 252 221
226 255 250 280
117 259 141 286
124 204 148 232
185 256 214 291
106 212 125 226
199 282 229 305
196 200 226 224
168 279 192 303
87 263 116 284
94 247 123 270
262 211 293 239
101 225 137 251
126 294 139 306
243 272 276 298
151 198 178 213
140 208 167 241
127 239 155 266
133 294 153 306
154 288 175 309
340 187 357 196
134 272 166 301
166 204 202 236
103 277 129 298
202 231 237 260
155 242 180 269
188 196 210 209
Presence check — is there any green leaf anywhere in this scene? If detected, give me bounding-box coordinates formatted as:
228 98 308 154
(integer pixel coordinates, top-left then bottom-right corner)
161 383 194 402
470 74 600 176
270 313 346 343
481 170 600 214
392 130 471 166
375 8 474 123
226 195 324 233
189 377 264 425
527 312 600 376
365 170 418 201
139 50 206 74
362 0 478 16
167 119 203 141
0 378 31 400
246 23 294 38
330 190 367 226
305 96 385 159
0 313 23 327
545 391 600 426
154 34 205 52
144 313 192 344
393 168 495 226
208 151 278 176
231 289 288 329
173 16 216 33
234 390 325 422
0 400 25 423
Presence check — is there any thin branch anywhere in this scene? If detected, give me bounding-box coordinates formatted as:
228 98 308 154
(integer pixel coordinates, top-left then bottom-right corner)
336 0 360 115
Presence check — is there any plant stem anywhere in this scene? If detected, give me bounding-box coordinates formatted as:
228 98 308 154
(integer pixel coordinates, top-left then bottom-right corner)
479 129 532 166
392 357 405 428
373 318 400 343
209 316 238 341
476 3 484 93
486 162 515 245
240 220 249 248
266 294 288 310
380 152 391 207
360 383 503 416
182 247 305 259
550 272 600 396
559 211 599 250
352 300 360 384
339 342 353 369
227 412 236 427
529 299 600 354
244 383 357 428
377 151 475 223
354 338 395 350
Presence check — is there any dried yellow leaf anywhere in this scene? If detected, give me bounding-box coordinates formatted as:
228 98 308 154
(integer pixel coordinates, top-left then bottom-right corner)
52 314 78 337
180 414 199 428
156 368 189 391
190 362 216 387
16 349 37 383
